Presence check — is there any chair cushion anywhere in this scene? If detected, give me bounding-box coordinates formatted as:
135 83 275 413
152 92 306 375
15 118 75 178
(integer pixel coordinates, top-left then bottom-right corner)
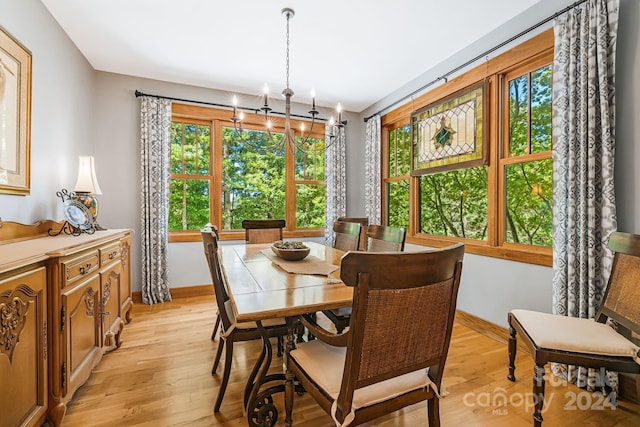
511 309 640 359
290 339 435 411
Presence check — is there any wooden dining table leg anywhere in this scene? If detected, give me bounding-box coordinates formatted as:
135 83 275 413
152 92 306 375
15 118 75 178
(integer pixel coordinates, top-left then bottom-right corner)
245 321 286 427
284 316 299 427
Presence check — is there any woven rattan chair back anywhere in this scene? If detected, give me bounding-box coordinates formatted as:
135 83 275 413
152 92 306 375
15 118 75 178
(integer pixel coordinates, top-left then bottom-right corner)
338 244 464 405
598 231 640 334
241 219 286 244
365 224 406 252
337 217 369 251
332 221 362 252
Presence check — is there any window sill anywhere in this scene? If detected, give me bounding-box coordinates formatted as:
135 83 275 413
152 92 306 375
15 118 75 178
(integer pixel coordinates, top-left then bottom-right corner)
405 235 552 267
168 228 325 243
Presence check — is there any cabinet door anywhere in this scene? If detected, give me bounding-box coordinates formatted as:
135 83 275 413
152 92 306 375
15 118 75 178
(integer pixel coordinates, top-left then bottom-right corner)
0 266 48 427
100 261 122 349
61 275 101 398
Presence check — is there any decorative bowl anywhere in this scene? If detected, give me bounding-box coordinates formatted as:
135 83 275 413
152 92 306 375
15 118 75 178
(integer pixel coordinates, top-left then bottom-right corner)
271 242 310 261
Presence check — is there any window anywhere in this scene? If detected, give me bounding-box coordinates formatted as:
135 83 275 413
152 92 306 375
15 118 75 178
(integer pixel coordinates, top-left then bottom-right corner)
383 123 410 229
169 104 325 241
501 62 553 246
381 30 554 265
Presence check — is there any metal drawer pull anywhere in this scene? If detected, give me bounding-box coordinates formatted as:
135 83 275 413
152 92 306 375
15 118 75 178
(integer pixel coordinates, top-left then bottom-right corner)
79 263 92 275
108 251 118 260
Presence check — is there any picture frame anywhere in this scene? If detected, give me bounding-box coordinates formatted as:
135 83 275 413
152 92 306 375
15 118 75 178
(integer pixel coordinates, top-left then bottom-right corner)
0 26 31 195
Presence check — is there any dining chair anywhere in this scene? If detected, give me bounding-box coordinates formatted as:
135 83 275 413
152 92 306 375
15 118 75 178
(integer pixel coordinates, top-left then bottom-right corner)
241 219 286 244
324 223 406 333
204 225 222 341
365 224 406 251
332 220 362 252
337 217 369 251
285 244 465 426
201 230 290 412
507 231 640 426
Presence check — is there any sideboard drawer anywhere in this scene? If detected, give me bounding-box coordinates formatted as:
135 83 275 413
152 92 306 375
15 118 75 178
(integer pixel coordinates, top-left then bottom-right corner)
63 251 100 286
99 242 121 268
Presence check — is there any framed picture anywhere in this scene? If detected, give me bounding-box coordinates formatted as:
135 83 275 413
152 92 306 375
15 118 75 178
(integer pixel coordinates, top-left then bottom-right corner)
0 26 31 195
411 82 487 176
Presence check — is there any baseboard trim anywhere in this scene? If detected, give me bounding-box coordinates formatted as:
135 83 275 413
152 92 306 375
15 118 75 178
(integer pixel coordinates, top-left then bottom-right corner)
132 284 213 303
455 309 531 355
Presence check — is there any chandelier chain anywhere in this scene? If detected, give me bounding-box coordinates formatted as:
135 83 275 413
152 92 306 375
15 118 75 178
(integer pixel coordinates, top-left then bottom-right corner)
285 12 290 90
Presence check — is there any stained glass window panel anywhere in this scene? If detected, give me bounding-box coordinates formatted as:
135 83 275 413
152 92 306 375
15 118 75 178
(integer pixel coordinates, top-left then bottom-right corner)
413 84 484 174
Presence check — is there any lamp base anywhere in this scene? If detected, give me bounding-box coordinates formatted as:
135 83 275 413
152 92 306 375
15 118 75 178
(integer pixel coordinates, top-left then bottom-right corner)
73 192 105 230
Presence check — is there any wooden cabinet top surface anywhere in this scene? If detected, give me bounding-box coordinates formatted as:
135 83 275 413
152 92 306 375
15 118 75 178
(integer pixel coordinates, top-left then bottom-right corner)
0 221 131 274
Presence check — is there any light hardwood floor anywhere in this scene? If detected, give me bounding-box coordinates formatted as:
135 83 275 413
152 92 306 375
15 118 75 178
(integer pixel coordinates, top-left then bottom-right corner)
61 296 640 426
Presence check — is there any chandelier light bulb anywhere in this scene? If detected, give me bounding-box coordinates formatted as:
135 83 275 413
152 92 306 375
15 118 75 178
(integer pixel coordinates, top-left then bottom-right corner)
232 95 238 106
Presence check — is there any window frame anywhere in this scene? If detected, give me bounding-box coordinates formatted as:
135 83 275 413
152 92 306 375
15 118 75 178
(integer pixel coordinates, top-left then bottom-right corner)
169 103 326 242
381 29 554 266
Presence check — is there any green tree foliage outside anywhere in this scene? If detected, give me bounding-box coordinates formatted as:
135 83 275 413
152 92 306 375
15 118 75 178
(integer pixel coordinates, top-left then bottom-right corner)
168 122 326 232
505 64 553 245
419 167 488 239
221 129 286 229
387 180 409 229
169 123 211 231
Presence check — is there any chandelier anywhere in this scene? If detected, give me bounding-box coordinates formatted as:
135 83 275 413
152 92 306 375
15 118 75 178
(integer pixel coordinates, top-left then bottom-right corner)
229 8 344 153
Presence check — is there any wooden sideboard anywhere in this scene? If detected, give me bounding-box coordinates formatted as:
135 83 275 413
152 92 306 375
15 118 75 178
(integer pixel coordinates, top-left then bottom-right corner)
0 220 132 427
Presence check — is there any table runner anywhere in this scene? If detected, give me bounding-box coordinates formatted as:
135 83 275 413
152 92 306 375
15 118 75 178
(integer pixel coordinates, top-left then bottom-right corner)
260 249 339 276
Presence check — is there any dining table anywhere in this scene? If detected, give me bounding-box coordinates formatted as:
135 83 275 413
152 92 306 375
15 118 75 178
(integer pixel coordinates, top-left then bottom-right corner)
218 241 353 427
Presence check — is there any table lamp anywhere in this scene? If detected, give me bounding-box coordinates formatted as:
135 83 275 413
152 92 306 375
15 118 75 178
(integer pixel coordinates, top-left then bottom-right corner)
73 155 103 229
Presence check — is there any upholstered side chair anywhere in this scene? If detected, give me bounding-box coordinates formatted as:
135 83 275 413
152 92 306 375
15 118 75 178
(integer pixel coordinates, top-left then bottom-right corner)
507 231 640 426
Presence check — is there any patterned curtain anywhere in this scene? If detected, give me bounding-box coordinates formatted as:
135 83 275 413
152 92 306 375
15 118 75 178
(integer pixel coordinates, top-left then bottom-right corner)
140 96 173 304
324 125 347 246
364 115 382 225
551 0 619 392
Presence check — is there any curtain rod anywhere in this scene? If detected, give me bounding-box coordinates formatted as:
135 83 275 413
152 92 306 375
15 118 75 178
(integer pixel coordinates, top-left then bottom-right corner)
363 0 588 123
134 89 330 122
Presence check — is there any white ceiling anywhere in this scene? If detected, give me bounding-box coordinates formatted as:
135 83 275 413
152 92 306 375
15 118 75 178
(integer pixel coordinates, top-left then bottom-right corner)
41 0 552 112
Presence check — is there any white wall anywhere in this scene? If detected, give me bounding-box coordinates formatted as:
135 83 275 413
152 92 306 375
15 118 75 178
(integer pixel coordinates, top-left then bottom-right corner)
0 0 95 222
2 0 638 329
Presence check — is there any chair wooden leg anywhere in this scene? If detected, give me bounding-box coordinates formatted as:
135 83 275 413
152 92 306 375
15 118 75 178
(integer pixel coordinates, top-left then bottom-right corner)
427 397 441 427
214 340 234 412
211 313 220 340
212 338 224 374
284 364 295 426
507 324 517 381
532 363 545 427
277 336 283 357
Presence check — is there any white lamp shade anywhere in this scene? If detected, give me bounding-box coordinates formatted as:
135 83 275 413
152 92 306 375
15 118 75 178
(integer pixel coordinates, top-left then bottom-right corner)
74 156 103 195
